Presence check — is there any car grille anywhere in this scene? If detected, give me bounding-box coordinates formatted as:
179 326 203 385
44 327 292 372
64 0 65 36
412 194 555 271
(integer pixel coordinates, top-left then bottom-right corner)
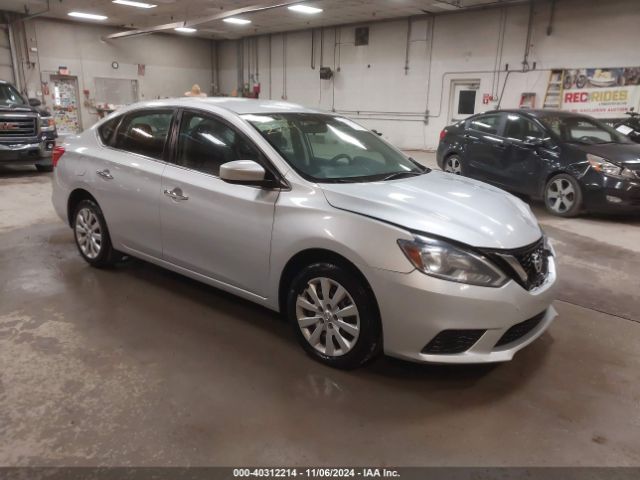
484 238 550 291
422 329 486 354
0 116 37 138
495 310 546 347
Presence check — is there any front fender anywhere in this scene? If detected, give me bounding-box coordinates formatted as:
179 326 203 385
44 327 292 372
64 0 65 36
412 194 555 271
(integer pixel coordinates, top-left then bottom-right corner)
266 183 414 310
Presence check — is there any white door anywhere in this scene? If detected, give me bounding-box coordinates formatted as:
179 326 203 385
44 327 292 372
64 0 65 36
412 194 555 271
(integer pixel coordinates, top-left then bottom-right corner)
449 80 480 124
160 110 278 297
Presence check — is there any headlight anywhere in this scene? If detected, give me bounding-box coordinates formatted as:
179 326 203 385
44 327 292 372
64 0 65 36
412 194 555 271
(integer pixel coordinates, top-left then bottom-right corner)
587 154 635 179
40 117 56 132
397 236 508 287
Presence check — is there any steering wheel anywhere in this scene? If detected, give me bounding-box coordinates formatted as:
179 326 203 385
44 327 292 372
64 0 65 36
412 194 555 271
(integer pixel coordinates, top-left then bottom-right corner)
578 136 597 143
329 153 352 165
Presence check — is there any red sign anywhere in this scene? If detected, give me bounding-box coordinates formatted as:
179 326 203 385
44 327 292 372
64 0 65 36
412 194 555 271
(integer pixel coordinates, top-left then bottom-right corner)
483 94 491 105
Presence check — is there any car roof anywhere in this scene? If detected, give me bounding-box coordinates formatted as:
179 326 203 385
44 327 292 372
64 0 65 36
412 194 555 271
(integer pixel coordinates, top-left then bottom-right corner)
118 97 325 116
486 109 586 119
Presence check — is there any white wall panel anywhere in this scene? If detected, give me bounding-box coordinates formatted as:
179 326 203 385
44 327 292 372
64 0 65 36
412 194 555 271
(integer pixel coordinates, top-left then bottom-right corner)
29 18 213 130
215 0 640 149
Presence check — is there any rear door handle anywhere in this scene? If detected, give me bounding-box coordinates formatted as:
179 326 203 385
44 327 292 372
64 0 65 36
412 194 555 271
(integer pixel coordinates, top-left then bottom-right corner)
96 169 113 180
163 187 189 201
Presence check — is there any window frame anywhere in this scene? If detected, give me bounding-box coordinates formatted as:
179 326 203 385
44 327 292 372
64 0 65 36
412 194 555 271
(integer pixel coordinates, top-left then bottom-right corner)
96 115 124 147
169 107 287 187
106 108 177 162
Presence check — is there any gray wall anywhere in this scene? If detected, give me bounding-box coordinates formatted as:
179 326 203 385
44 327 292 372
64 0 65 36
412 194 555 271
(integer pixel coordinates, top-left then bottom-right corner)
24 18 214 130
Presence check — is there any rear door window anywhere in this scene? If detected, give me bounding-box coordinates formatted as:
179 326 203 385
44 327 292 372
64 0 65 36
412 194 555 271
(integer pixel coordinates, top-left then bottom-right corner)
468 114 503 135
504 114 545 141
113 110 174 159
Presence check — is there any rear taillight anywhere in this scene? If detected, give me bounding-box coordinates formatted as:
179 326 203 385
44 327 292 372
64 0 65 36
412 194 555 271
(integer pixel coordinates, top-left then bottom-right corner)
52 146 65 168
439 129 447 141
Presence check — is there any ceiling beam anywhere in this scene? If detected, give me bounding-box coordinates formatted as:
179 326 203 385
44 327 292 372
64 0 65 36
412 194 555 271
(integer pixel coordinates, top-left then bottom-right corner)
103 0 305 40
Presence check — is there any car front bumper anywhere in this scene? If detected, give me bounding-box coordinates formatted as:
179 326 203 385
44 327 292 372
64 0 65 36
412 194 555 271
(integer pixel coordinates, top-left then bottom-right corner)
581 171 640 213
0 136 56 165
369 256 558 364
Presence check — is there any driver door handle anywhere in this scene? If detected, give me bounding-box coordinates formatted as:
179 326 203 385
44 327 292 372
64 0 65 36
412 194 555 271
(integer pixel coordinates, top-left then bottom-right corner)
164 187 189 201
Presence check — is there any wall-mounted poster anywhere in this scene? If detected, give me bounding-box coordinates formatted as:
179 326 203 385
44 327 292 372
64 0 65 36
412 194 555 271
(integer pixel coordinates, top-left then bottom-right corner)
560 67 640 117
50 75 81 135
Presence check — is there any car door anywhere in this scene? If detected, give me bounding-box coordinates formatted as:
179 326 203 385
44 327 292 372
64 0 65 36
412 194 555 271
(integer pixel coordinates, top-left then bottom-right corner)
92 108 175 257
160 109 279 297
500 113 549 195
461 113 506 183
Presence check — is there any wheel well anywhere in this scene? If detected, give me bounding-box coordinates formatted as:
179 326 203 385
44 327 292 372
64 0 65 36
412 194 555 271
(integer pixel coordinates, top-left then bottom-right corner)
278 249 379 318
67 189 97 226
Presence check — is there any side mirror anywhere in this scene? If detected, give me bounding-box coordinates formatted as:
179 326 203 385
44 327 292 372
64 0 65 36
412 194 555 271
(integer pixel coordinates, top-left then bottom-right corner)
524 136 556 149
524 136 544 147
28 98 42 107
220 160 268 186
371 129 383 136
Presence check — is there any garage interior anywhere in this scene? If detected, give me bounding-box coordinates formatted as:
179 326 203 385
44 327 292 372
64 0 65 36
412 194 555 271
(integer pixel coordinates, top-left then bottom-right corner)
1 0 639 468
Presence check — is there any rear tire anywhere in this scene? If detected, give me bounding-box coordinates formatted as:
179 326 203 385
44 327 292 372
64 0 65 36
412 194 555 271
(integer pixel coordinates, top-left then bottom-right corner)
544 173 582 217
72 199 120 268
286 262 381 370
443 154 463 175
36 164 53 172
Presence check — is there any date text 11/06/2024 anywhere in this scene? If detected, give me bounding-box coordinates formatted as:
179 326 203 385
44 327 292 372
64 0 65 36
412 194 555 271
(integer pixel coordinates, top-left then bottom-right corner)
233 468 401 478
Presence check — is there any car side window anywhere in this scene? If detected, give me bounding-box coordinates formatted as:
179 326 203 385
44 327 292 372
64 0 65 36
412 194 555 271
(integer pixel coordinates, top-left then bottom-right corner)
113 110 174 159
97 116 120 146
176 111 262 176
504 114 545 141
468 114 502 135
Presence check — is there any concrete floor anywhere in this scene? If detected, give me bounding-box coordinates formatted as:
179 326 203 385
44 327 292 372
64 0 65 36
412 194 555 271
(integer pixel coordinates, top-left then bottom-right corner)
0 154 639 466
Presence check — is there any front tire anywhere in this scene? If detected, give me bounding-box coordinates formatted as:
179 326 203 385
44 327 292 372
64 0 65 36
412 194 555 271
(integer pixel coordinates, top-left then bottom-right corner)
544 174 582 217
286 263 381 369
443 154 463 175
72 199 120 268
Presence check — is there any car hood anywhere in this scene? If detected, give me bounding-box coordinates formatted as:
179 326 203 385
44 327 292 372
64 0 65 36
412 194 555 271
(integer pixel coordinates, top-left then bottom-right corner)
321 171 541 249
0 104 51 117
570 142 640 170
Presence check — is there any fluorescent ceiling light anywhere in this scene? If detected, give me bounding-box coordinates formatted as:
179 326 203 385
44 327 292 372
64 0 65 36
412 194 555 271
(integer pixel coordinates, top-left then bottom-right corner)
174 27 197 33
112 0 157 8
68 11 108 20
288 4 323 14
223 17 251 25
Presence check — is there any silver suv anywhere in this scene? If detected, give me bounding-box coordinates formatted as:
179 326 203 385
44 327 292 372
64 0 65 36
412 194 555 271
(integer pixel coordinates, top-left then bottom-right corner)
51 98 557 369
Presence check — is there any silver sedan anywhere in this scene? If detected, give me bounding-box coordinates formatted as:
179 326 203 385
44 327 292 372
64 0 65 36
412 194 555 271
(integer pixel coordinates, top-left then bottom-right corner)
51 98 557 369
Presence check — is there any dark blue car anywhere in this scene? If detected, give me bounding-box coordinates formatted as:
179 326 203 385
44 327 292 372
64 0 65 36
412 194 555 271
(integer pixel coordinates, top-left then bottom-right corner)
437 109 640 217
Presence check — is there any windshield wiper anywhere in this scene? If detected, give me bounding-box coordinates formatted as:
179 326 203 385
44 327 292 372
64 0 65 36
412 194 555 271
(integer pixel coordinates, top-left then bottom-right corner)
381 171 425 181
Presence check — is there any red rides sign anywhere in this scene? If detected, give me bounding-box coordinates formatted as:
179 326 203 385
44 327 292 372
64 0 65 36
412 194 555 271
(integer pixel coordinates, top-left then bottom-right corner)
559 67 640 117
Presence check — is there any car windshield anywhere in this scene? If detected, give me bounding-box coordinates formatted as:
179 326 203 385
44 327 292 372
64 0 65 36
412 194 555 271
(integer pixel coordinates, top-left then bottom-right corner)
243 113 427 182
539 115 630 145
0 83 26 107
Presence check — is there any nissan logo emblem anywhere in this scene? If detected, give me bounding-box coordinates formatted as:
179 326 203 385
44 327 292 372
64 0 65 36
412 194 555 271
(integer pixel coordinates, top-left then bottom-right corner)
531 251 544 274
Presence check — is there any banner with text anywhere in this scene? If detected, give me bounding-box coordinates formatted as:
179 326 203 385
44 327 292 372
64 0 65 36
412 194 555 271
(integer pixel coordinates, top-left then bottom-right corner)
560 67 640 117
